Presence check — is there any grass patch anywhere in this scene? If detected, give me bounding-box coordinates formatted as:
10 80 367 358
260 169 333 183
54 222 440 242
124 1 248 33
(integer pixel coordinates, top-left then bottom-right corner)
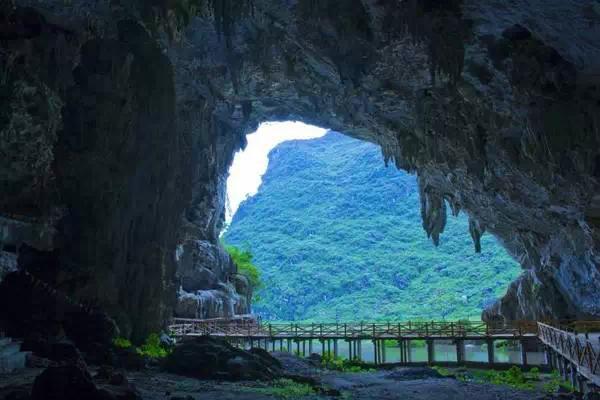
321 352 375 373
242 378 315 399
542 370 575 393
450 366 573 394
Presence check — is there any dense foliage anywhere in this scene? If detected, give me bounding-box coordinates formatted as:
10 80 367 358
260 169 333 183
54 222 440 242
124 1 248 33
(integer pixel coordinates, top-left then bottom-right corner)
112 333 170 358
321 352 375 372
225 244 262 294
224 132 521 321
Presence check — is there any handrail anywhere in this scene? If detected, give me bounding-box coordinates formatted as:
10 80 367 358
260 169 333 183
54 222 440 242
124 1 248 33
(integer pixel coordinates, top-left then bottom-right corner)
168 319 541 339
537 322 600 384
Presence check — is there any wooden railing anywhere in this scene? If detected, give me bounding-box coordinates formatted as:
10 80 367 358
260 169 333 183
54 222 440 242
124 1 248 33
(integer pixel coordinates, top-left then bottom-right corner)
537 322 600 385
169 319 539 339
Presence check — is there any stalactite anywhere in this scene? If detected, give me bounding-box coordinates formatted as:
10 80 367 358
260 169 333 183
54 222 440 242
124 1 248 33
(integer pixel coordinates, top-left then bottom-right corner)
418 177 447 246
209 0 254 47
468 217 486 253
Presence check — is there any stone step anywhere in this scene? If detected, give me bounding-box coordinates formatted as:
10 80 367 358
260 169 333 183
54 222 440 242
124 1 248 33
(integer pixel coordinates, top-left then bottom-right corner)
0 338 28 373
0 342 21 358
0 350 27 373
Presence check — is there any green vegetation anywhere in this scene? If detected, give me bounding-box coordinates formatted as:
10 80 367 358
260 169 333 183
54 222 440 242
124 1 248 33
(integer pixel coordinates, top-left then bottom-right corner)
224 132 521 321
242 378 315 399
112 337 133 349
542 370 575 393
475 366 536 390
113 333 170 358
136 333 170 358
225 244 262 298
441 366 573 393
321 352 375 372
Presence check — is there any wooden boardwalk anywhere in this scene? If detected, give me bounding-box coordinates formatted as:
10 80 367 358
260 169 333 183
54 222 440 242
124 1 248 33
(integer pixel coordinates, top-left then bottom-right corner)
169 318 538 340
169 318 600 392
538 322 600 389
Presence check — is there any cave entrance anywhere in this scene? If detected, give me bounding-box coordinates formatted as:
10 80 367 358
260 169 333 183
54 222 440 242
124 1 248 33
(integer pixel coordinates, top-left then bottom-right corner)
222 121 521 325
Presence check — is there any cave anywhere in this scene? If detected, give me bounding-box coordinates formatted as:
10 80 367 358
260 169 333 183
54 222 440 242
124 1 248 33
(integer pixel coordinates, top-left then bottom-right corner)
1 0 600 398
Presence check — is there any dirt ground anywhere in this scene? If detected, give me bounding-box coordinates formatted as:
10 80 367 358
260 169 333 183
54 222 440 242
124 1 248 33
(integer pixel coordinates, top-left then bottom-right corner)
0 353 561 400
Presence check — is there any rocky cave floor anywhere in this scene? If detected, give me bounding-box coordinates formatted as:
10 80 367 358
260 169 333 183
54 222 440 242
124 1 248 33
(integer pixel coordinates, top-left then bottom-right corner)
0 350 576 400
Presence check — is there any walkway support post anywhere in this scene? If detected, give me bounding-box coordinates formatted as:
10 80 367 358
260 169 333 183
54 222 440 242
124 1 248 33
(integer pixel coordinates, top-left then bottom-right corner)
570 362 578 390
357 340 362 361
520 339 528 367
558 355 566 379
486 339 495 366
373 340 378 365
427 339 435 365
545 346 553 368
333 339 338 358
382 340 387 364
348 339 353 360
456 339 465 365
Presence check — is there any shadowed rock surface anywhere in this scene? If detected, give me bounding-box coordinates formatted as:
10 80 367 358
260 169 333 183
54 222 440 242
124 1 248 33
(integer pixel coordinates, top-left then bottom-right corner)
0 0 599 341
163 337 282 381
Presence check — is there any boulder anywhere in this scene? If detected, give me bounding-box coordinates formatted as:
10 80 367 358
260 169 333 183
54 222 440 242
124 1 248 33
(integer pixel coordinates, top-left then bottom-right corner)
31 365 98 400
31 364 141 400
163 337 281 381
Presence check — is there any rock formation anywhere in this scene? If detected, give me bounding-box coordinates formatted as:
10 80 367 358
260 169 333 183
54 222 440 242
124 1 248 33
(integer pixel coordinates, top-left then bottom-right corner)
0 0 599 339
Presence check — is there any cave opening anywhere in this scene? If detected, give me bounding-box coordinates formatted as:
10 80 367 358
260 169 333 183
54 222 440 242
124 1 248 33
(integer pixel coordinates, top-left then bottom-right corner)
219 121 522 326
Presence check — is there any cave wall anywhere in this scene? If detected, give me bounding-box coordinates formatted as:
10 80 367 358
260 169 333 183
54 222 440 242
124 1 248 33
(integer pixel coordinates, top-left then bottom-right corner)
1 0 599 339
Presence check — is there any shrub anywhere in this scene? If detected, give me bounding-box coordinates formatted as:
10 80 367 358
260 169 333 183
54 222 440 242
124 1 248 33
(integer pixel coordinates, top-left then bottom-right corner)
225 244 262 293
136 333 169 358
112 337 132 349
321 352 374 372
471 366 534 390
542 370 574 393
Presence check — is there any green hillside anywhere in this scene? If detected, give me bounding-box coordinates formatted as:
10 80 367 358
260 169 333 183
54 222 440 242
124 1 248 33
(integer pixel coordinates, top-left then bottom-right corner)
223 132 521 322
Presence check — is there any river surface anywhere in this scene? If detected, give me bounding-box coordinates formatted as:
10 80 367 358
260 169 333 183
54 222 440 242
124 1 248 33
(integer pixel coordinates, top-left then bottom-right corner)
249 338 546 365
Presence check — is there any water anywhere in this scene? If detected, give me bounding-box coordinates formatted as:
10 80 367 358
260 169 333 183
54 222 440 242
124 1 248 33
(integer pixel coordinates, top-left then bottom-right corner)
241 338 546 366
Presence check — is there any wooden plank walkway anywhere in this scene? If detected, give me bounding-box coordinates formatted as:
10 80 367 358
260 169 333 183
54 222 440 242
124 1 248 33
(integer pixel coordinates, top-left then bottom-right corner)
169 319 539 340
169 318 600 392
538 322 600 388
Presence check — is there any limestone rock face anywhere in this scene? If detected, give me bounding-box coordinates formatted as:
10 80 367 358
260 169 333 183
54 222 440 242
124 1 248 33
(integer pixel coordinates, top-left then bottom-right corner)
0 0 599 340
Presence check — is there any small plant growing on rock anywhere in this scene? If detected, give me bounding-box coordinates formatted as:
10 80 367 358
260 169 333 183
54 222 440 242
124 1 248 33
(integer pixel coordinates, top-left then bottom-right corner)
321 352 375 373
136 333 170 358
112 337 133 349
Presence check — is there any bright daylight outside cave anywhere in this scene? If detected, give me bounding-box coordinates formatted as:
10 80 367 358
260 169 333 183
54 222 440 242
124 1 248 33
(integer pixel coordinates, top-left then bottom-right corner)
1 1 600 400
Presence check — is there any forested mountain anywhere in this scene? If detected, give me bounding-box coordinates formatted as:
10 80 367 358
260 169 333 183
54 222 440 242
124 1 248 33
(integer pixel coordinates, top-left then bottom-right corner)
224 132 521 322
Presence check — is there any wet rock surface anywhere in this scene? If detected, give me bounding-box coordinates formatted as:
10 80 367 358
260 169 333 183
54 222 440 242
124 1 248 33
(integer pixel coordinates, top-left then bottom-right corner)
0 0 599 340
163 337 282 381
